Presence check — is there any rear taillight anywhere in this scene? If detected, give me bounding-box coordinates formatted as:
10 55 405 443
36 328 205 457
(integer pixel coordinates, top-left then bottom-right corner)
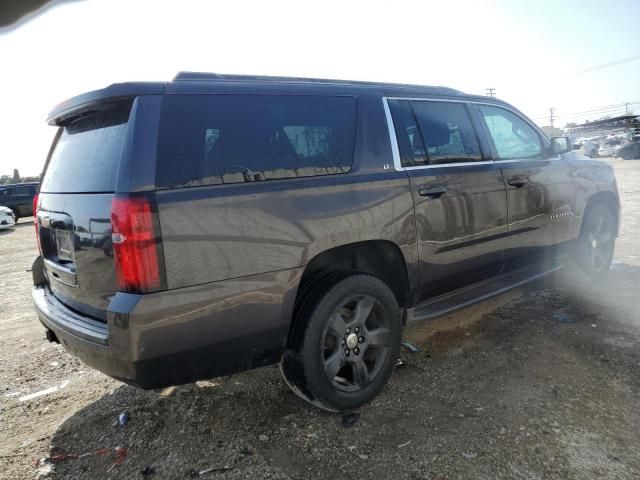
32 193 39 217
111 195 165 293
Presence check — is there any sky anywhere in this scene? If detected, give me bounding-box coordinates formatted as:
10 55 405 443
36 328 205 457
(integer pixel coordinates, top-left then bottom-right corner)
0 0 639 177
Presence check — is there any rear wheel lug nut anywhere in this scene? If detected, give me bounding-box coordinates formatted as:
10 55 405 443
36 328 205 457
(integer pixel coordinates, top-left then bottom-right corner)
359 336 365 343
354 348 360 355
340 339 346 346
345 349 350 356
346 328 351 334
355 327 360 333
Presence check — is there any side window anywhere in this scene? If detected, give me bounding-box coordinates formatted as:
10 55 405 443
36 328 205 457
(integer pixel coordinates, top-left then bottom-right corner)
388 100 427 167
478 105 542 160
14 187 29 195
411 101 482 165
157 95 356 188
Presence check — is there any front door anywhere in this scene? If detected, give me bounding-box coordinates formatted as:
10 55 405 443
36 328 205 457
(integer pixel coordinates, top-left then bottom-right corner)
387 99 508 301
475 104 575 271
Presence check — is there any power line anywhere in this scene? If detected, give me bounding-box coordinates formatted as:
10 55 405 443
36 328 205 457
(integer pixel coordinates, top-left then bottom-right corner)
559 101 640 117
555 108 635 121
556 104 640 120
572 53 640 75
531 101 640 121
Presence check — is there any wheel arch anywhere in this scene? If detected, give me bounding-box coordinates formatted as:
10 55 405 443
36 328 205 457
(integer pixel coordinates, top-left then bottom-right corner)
298 240 410 309
285 240 411 349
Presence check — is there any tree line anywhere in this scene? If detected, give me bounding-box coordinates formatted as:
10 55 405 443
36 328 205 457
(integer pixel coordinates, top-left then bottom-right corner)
0 169 41 185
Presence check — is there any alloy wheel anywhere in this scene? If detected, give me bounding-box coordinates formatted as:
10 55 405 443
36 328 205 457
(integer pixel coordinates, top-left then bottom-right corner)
321 295 391 392
587 214 614 273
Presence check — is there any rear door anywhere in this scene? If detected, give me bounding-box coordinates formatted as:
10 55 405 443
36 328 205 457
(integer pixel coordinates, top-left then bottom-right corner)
36 100 133 320
387 98 508 301
475 104 575 271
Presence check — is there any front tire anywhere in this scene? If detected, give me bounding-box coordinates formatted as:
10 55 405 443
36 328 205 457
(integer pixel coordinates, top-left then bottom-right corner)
574 204 616 281
281 273 402 412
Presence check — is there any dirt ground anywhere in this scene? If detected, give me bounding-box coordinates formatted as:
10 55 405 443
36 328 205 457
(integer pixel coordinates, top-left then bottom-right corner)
1 158 639 480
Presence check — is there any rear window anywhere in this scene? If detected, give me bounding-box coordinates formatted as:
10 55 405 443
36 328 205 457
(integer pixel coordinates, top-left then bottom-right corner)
40 101 132 193
388 100 428 167
156 94 356 188
411 101 482 165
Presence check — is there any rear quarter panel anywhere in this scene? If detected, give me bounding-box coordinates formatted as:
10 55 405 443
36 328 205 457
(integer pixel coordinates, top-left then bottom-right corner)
157 172 416 289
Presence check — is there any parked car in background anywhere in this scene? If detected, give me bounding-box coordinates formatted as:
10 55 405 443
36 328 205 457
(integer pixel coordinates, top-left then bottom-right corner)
0 206 16 229
0 182 39 222
599 137 623 157
32 73 620 412
615 139 640 160
582 138 600 157
572 137 586 150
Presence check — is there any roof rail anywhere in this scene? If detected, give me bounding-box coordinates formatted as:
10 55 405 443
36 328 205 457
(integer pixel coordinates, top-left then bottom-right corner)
172 71 463 94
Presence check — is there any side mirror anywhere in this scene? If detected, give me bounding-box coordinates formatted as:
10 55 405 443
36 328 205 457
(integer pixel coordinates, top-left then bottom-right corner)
550 136 570 155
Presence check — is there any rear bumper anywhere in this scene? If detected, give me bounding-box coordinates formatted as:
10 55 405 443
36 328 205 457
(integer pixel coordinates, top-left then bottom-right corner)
32 267 302 389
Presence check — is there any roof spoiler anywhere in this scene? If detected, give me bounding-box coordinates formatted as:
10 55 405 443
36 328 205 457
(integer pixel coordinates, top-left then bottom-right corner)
47 82 165 126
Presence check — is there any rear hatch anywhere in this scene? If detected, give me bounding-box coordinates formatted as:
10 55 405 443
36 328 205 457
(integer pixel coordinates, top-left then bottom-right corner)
37 101 132 321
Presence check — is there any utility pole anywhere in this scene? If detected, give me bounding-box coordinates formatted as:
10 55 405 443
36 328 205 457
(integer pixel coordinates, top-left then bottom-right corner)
549 108 555 127
485 88 496 98
625 103 629 114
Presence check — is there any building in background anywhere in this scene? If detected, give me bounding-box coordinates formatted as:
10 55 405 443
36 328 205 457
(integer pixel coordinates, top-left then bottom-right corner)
566 114 639 136
540 126 564 137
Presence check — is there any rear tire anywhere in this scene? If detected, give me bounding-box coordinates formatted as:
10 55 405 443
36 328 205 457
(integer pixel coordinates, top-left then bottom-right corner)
281 273 401 412
10 209 19 224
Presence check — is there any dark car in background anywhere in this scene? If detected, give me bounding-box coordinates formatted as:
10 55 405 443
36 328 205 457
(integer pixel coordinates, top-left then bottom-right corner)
32 73 620 412
0 182 39 222
615 139 640 160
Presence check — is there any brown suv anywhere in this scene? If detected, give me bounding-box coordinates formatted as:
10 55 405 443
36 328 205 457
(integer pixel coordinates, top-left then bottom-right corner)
32 73 620 411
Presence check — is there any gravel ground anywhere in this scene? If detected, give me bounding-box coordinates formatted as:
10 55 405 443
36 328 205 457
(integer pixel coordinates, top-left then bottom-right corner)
1 158 639 480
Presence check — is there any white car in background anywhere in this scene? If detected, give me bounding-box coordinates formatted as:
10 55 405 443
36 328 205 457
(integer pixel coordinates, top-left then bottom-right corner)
0 206 16 230
599 136 624 157
582 138 600 157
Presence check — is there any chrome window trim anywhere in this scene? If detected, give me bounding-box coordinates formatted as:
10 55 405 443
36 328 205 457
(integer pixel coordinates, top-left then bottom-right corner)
404 160 494 170
382 97 403 171
493 158 558 164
